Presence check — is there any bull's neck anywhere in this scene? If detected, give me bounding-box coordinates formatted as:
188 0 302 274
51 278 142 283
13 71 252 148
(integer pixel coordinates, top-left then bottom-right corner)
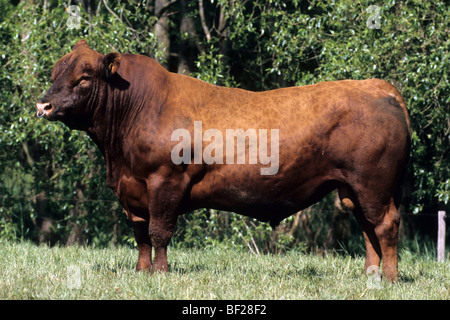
86 57 169 178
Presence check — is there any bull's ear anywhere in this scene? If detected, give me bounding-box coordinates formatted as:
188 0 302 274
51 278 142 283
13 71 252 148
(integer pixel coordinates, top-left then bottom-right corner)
104 52 121 79
73 39 89 50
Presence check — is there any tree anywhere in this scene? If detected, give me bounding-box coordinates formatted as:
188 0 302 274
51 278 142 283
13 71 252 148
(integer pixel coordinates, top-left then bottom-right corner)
154 0 171 67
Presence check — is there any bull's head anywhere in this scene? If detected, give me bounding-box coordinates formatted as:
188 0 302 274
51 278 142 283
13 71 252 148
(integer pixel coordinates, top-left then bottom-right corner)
36 40 120 130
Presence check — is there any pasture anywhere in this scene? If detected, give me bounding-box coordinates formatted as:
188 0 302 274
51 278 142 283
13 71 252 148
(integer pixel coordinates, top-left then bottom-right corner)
0 240 448 300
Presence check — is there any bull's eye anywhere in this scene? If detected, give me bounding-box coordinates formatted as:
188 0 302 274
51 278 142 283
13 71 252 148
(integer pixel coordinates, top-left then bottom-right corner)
76 75 92 87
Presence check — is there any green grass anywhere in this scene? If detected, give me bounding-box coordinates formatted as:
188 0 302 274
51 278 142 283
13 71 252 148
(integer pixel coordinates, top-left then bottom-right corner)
0 240 448 300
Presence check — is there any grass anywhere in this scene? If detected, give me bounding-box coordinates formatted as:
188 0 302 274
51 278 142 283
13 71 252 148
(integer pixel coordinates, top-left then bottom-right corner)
0 240 448 300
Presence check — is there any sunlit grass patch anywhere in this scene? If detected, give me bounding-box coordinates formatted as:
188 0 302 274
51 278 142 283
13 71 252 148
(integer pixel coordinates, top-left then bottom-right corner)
0 240 448 300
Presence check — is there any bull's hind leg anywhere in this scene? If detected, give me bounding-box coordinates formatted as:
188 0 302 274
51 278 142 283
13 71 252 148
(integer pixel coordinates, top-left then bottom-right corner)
353 208 382 275
374 198 400 281
353 195 400 282
339 185 381 269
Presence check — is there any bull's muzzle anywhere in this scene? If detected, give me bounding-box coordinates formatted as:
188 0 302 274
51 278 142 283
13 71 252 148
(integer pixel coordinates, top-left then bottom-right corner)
36 102 53 118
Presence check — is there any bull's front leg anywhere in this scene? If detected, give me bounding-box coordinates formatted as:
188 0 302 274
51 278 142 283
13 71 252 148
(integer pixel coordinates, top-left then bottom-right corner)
147 177 187 273
133 221 152 272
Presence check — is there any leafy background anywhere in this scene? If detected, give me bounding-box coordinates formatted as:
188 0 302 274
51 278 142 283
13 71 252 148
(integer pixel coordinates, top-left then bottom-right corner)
0 0 448 254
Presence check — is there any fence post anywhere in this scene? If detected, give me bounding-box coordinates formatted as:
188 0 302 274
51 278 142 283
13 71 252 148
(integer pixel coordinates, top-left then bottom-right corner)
437 211 446 262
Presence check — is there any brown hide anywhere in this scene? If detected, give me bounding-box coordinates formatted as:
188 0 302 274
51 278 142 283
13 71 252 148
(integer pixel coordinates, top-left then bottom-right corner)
37 40 411 281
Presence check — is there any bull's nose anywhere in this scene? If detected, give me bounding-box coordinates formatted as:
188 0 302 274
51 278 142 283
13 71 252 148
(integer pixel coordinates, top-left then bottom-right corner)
36 102 52 118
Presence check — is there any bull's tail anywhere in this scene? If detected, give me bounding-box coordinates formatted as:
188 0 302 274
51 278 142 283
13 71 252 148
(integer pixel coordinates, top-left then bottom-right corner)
372 79 412 209
383 81 412 141
393 93 411 141
387 84 411 209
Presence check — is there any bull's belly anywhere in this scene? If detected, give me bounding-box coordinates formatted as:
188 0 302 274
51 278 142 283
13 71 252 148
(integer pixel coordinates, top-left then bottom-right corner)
115 151 340 223
188 166 336 222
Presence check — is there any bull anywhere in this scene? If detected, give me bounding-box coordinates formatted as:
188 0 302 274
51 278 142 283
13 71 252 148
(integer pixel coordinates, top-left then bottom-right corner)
36 40 411 281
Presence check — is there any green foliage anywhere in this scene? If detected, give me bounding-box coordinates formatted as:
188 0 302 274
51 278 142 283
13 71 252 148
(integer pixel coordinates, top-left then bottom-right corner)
193 43 238 87
0 0 448 250
172 209 284 254
172 193 338 255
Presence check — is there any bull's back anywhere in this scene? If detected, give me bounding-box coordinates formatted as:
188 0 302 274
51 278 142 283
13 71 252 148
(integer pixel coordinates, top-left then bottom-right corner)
169 77 409 132
168 76 410 165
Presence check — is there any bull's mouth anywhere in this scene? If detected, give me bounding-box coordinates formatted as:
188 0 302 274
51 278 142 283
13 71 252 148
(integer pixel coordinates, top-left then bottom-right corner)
36 102 54 118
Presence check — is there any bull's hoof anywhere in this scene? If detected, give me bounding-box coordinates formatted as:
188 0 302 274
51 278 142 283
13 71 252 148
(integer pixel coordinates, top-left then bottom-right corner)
136 261 152 272
150 263 169 274
382 266 399 283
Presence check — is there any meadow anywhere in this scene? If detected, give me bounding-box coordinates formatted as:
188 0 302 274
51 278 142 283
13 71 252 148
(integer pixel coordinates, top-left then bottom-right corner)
0 240 448 300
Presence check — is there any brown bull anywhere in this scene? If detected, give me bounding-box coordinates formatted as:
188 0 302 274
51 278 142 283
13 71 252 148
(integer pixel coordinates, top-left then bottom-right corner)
36 40 411 281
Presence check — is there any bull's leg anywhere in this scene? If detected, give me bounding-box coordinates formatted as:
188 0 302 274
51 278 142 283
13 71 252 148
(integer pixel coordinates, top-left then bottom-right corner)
133 221 152 271
353 208 382 275
148 211 177 273
339 185 382 271
147 179 185 273
353 195 399 282
374 198 400 282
